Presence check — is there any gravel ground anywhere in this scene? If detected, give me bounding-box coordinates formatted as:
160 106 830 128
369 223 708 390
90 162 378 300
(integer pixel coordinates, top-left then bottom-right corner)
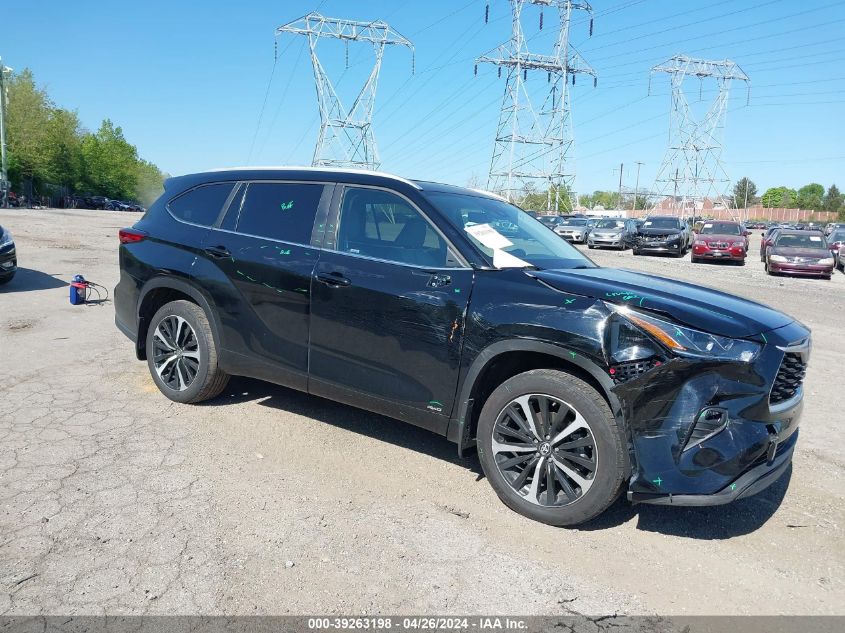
0 208 843 616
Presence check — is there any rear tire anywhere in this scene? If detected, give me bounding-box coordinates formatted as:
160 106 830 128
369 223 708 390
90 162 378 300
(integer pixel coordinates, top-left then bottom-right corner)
145 300 229 404
477 369 626 526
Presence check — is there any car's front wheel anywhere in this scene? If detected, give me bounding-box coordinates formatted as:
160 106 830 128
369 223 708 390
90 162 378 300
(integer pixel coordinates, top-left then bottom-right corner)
145 300 229 404
0 271 15 285
477 369 626 526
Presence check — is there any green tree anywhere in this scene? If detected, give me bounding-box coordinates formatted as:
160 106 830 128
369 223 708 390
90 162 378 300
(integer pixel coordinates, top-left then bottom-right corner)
134 159 165 206
796 183 824 210
732 177 757 207
823 184 843 212
79 119 139 199
761 186 797 208
44 108 83 188
5 69 52 186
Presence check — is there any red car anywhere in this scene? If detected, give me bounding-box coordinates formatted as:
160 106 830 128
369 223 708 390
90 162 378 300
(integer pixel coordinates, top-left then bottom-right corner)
765 230 835 279
691 221 747 264
826 229 845 267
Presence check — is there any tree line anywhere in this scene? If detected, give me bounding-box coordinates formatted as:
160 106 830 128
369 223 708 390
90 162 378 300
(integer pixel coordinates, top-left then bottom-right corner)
4 69 166 206
733 178 843 215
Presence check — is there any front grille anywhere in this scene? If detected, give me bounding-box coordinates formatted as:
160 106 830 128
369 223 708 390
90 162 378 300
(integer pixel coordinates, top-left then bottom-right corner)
610 356 663 384
770 353 806 404
710 241 728 249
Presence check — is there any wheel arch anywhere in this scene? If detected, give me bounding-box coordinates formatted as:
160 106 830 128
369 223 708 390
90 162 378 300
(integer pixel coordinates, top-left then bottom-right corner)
448 340 626 461
136 276 223 361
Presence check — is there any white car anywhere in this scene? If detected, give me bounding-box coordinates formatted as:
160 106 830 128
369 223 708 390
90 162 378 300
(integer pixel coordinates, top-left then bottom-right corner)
553 218 591 243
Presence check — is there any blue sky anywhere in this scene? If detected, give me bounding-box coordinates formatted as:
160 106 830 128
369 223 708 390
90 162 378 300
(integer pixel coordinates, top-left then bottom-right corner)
5 0 844 196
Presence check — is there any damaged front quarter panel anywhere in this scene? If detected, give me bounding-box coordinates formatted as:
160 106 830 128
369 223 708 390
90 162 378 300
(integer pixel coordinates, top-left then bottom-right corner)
604 311 808 503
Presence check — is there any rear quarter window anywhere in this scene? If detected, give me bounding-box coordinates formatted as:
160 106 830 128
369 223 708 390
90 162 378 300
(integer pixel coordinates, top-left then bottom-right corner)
167 183 235 226
235 182 324 244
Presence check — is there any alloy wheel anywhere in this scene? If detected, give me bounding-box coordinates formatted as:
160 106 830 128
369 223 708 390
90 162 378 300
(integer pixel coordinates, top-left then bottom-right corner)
492 394 597 507
152 315 200 391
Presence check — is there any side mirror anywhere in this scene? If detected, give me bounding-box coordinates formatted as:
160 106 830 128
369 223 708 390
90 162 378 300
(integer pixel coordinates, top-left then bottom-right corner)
743 230 750 237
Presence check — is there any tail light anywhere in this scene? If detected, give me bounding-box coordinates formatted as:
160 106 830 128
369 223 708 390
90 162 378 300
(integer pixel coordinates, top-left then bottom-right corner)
119 228 147 244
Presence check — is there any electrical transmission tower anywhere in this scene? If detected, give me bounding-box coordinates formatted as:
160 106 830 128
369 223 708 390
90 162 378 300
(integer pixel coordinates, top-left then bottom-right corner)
476 1 596 209
275 13 413 170
0 58 11 208
649 55 750 217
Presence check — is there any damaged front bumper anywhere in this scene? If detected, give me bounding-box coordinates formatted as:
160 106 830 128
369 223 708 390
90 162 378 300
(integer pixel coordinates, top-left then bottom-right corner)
615 320 809 506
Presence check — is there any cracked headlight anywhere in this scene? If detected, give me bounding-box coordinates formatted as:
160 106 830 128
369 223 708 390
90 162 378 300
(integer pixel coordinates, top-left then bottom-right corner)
612 307 761 363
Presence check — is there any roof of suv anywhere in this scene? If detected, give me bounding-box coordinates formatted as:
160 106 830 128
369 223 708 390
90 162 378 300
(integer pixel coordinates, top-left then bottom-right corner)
166 166 508 202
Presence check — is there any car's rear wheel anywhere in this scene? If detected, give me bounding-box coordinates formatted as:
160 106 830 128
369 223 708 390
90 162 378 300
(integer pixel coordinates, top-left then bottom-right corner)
146 300 229 404
477 369 626 526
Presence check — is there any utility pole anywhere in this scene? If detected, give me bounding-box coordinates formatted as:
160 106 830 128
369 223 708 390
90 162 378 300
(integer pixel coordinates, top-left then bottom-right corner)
616 162 623 212
0 58 11 208
477 1 596 203
633 161 643 212
650 55 750 221
276 13 414 169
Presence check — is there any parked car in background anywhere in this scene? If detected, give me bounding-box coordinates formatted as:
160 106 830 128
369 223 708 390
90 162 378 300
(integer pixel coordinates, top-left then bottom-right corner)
538 215 565 230
691 220 747 265
760 226 783 261
824 222 845 236
587 218 637 250
553 217 592 243
523 210 539 219
114 166 810 526
839 244 845 272
825 230 845 266
0 225 17 285
764 231 834 279
633 215 691 257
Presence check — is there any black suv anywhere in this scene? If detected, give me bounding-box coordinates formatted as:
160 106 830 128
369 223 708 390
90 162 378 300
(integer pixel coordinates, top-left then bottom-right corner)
633 215 692 256
115 168 808 526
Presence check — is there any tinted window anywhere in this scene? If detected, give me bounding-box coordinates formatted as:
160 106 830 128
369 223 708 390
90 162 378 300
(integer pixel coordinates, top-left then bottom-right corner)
701 222 741 235
774 233 827 249
594 219 625 229
336 187 448 267
168 183 235 226
644 217 681 229
236 182 323 243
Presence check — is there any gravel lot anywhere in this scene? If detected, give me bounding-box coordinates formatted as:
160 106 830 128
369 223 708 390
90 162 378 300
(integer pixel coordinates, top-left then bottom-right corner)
1 207 843 616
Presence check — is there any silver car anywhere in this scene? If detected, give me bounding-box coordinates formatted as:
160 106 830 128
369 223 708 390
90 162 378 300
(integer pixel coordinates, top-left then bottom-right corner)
587 218 637 250
553 218 591 242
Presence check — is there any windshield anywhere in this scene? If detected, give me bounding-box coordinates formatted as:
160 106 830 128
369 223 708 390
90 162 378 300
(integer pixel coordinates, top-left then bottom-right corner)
643 217 681 229
424 192 595 270
594 219 625 229
774 233 828 249
827 231 845 242
700 222 741 236
562 218 589 226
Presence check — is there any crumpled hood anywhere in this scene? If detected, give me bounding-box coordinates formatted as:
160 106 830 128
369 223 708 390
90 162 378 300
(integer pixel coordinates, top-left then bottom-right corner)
638 227 682 237
531 267 793 337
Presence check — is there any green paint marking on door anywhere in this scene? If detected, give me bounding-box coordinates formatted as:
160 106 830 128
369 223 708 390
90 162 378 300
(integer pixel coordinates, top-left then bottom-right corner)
653 476 663 486
294 288 308 294
454 288 461 293
280 200 294 210
279 249 291 256
729 483 737 491
569 351 577 359
564 298 575 305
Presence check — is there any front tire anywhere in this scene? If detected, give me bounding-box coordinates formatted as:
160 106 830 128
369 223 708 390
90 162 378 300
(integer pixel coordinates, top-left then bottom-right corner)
0 271 15 285
477 369 626 526
145 300 229 403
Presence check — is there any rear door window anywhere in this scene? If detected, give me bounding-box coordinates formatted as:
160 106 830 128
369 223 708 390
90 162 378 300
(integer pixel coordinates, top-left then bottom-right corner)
168 183 235 226
235 182 324 244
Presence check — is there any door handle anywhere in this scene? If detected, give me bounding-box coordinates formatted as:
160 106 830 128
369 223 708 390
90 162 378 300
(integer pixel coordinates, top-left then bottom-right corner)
204 245 231 259
316 272 351 287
